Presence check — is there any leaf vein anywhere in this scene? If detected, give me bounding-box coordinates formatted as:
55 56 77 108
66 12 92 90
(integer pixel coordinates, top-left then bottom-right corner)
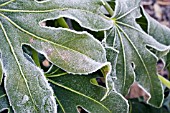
0 22 38 111
0 13 99 63
116 24 154 96
116 27 127 93
48 78 111 113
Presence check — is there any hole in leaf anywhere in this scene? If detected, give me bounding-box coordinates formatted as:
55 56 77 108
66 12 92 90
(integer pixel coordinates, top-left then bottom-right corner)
90 70 106 88
125 82 150 102
77 106 88 113
0 109 9 113
164 87 170 98
0 73 5 86
0 80 13 113
131 62 135 69
157 59 164 72
35 0 49 2
96 77 106 87
90 77 106 88
145 45 157 55
136 7 148 33
40 17 104 41
157 59 164 64
22 44 52 72
45 65 66 77
157 59 169 79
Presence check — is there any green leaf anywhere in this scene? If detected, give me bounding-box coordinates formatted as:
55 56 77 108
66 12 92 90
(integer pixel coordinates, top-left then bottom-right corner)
104 0 170 107
105 47 118 79
164 93 170 112
0 0 113 112
138 7 170 46
1 15 109 74
137 7 170 72
129 98 169 113
0 0 112 74
47 69 129 113
0 0 113 32
0 21 57 112
0 0 14 7
0 85 11 113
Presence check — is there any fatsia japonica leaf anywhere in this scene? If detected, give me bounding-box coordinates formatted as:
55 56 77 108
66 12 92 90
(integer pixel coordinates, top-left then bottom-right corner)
0 0 112 74
137 8 170 93
128 98 169 113
46 68 128 113
105 47 118 81
0 0 113 31
137 7 170 66
0 0 114 112
137 7 170 46
104 0 170 107
0 21 57 112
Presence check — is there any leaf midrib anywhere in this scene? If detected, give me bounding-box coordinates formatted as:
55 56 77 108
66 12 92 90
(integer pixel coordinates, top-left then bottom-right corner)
55 96 66 113
115 22 155 98
0 8 103 17
0 0 15 7
0 8 66 13
0 0 102 15
0 22 38 111
115 27 127 94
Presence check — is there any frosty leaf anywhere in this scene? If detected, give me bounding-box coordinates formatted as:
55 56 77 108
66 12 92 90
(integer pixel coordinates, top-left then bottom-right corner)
47 69 129 113
1 14 109 74
129 98 169 113
137 7 170 66
137 7 170 46
0 0 113 74
102 47 119 96
0 0 113 31
105 47 118 79
0 20 57 112
0 0 113 112
104 0 170 107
